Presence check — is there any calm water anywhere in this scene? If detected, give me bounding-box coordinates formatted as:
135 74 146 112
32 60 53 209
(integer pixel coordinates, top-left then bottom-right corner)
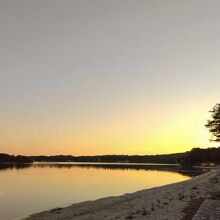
0 163 203 220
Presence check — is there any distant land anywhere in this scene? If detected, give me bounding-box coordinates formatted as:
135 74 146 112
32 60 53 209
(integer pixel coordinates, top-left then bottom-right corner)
0 147 220 165
0 152 183 164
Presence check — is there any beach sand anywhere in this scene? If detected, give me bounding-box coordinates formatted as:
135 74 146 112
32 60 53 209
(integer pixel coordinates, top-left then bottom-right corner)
25 168 220 220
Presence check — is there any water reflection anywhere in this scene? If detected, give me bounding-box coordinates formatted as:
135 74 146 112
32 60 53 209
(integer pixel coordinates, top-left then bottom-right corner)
0 162 206 177
0 163 32 171
0 162 207 220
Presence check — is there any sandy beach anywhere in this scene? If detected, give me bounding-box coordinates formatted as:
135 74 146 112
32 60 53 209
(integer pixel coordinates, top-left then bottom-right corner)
24 168 220 220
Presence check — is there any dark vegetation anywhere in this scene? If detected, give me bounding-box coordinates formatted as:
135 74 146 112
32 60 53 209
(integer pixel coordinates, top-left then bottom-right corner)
30 153 183 163
0 147 219 166
0 153 33 163
179 147 220 166
205 103 220 142
0 152 183 164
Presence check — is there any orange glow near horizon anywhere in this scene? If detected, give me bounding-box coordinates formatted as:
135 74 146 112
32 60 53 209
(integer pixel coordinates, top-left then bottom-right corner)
0 100 218 156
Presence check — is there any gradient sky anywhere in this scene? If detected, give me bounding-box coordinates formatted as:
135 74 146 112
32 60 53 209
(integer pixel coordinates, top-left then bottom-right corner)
0 0 220 155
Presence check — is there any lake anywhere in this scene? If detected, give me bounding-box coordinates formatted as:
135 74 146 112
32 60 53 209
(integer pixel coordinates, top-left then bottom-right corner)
0 163 204 220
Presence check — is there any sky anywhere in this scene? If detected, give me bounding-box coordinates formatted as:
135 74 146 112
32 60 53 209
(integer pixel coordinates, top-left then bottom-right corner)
0 0 220 156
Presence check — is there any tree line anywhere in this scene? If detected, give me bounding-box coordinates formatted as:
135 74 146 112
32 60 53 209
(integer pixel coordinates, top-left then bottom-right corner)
0 153 183 164
1 148 219 165
30 153 183 164
0 153 33 163
179 147 220 166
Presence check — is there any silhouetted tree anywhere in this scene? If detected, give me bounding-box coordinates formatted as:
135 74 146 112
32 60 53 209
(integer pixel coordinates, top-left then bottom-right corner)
205 103 220 142
180 147 220 166
0 153 33 163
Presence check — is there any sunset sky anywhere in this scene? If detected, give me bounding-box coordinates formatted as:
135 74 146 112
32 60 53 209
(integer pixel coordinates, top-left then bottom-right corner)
0 0 220 155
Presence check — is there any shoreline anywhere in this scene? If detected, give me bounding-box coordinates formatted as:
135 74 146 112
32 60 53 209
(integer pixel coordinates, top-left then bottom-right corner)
25 168 220 220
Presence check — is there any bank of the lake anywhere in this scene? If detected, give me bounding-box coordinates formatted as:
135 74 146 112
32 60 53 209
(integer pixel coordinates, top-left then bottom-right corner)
25 167 220 220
